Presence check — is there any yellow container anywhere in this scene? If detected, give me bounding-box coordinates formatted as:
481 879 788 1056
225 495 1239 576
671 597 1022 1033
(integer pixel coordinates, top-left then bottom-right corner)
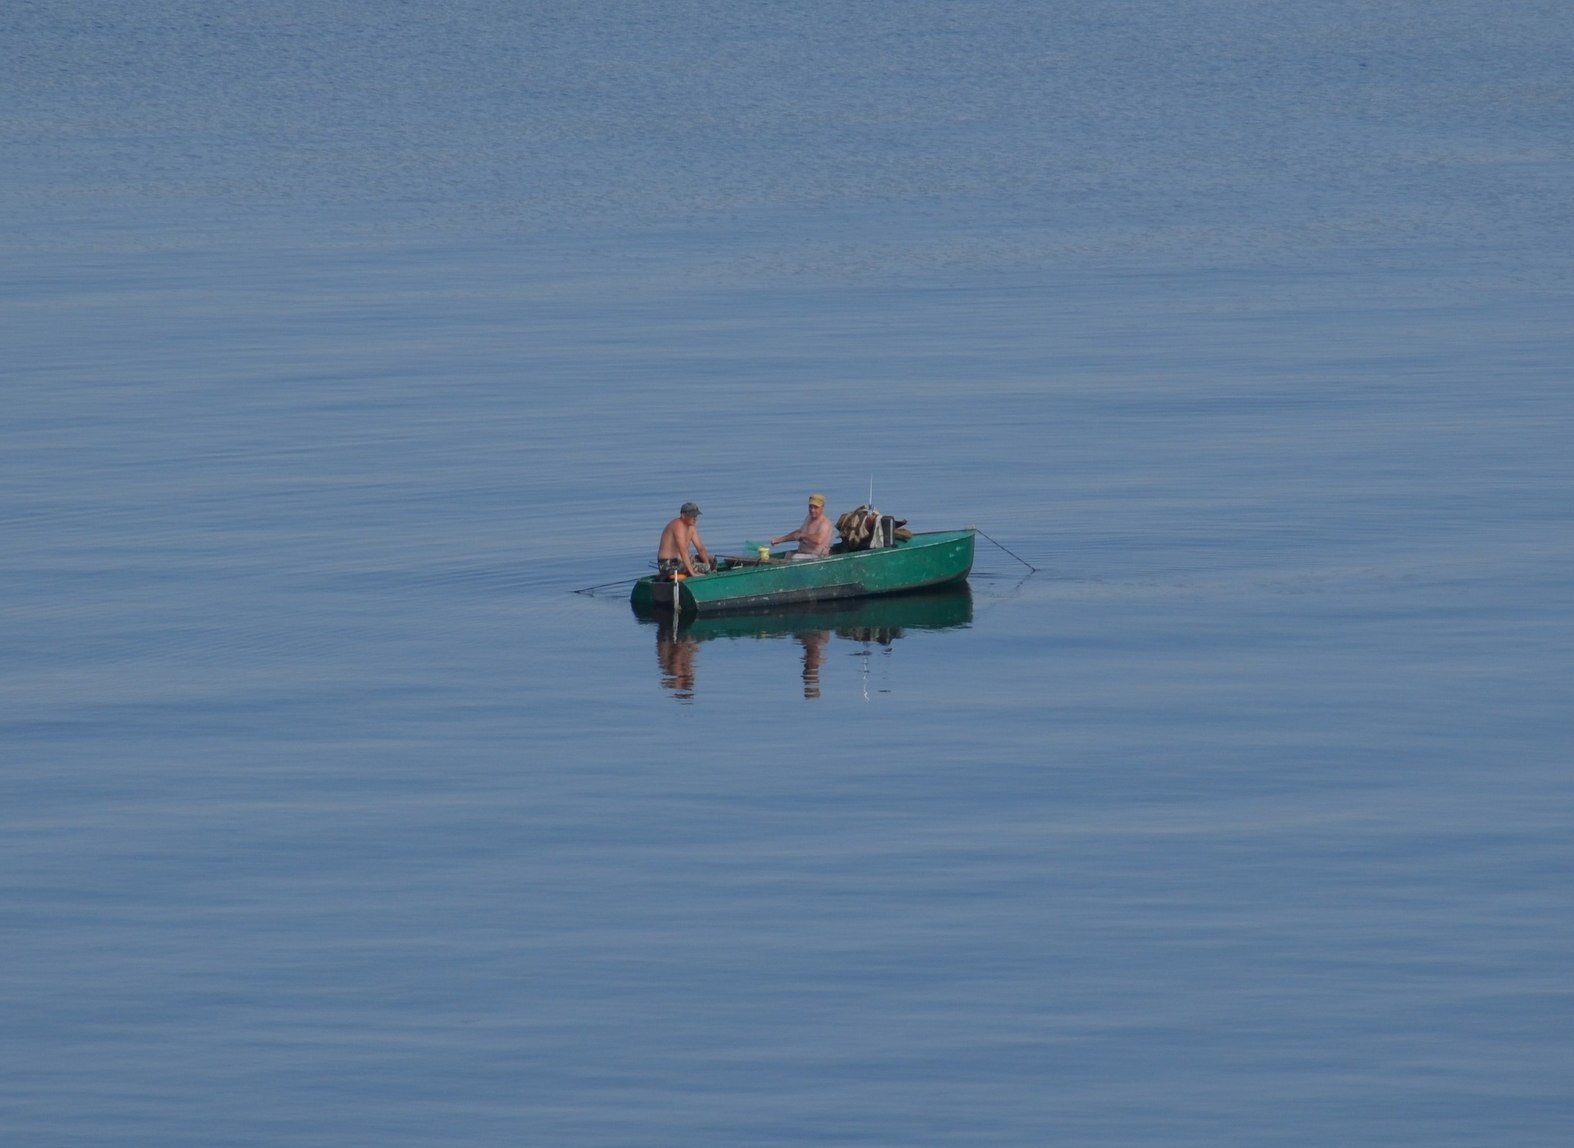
757 546 770 562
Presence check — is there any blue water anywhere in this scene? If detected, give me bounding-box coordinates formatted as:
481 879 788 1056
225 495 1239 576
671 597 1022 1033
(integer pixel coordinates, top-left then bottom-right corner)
4 3 1572 1145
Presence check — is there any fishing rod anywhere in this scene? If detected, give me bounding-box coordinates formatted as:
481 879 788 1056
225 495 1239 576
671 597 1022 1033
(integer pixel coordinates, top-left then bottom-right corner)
973 527 1038 573
573 575 646 595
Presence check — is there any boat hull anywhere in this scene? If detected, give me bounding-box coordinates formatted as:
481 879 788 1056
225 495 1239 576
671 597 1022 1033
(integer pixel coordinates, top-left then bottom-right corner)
632 582 974 638
630 528 975 615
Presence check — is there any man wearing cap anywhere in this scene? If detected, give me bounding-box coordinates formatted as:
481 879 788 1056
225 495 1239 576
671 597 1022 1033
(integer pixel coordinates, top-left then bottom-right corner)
657 502 713 577
771 493 834 560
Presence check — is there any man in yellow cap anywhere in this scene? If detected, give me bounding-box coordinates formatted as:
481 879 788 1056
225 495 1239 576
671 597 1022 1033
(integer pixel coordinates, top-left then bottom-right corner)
771 493 833 559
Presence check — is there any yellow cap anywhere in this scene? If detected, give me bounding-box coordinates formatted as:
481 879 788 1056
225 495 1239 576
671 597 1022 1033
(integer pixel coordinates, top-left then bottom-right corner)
808 493 826 507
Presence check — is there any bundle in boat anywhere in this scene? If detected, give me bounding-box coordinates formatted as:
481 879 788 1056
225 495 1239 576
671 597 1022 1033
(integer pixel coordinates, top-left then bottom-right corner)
835 505 911 552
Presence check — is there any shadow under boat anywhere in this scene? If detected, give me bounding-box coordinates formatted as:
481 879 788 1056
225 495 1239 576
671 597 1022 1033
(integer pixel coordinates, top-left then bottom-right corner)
631 582 974 643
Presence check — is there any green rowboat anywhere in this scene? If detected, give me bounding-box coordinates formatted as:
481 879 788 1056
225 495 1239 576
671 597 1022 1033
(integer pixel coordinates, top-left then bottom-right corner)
629 528 976 615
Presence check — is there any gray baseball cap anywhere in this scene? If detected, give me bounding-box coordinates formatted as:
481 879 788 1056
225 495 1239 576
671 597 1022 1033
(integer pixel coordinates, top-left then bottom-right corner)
680 502 701 516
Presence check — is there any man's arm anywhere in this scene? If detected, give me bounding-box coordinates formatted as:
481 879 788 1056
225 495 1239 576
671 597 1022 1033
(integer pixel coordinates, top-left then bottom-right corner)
676 522 703 574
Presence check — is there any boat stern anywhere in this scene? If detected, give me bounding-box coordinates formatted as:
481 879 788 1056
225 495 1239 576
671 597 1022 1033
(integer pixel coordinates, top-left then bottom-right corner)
630 574 692 613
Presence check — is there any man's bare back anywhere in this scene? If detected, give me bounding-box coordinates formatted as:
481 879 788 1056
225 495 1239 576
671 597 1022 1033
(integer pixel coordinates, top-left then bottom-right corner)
658 502 711 575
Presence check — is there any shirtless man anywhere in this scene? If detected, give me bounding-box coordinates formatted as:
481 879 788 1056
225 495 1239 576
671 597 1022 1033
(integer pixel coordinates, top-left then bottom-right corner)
657 501 713 576
771 493 834 559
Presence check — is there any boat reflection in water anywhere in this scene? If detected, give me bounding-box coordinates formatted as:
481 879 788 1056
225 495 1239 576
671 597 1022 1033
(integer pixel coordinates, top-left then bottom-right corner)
632 585 973 702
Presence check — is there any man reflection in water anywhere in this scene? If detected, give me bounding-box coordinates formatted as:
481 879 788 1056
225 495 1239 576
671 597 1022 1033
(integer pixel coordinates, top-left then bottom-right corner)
656 630 697 702
655 627 829 702
796 630 829 699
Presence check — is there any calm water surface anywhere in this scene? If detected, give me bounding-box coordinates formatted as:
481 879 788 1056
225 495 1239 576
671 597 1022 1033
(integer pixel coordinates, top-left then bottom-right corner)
4 2 1571 1145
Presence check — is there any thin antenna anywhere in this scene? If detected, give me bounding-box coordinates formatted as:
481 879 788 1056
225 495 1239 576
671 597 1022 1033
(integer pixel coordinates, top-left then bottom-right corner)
868 474 874 507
